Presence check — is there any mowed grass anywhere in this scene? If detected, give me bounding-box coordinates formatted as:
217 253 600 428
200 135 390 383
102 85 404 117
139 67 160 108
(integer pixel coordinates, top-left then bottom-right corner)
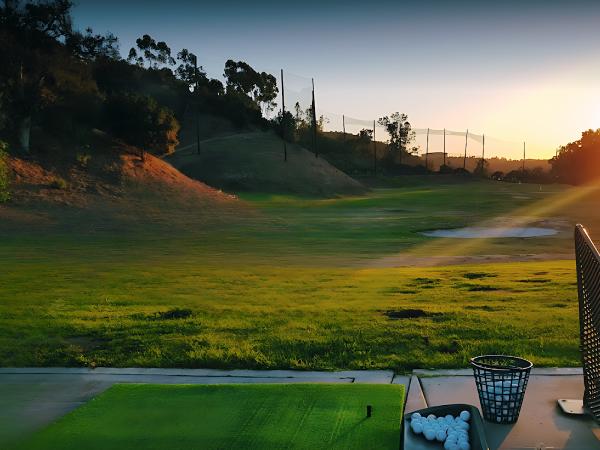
2 179 598 370
15 384 405 450
0 253 579 369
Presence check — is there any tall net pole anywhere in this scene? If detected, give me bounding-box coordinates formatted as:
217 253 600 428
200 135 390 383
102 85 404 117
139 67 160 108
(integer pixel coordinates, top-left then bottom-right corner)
425 127 429 170
194 56 201 155
342 115 346 142
522 141 526 172
443 128 446 166
463 129 468 169
280 69 287 162
311 78 318 158
482 134 485 164
373 120 376 176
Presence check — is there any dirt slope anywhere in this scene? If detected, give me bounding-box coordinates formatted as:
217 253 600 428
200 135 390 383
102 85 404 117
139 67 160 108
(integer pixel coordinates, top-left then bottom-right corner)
166 132 366 197
1 133 249 233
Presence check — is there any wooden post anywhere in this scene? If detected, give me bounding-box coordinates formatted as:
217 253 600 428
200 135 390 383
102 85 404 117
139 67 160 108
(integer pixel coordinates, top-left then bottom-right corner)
280 69 287 162
463 129 468 170
311 78 318 158
425 128 429 170
443 128 446 166
373 120 376 176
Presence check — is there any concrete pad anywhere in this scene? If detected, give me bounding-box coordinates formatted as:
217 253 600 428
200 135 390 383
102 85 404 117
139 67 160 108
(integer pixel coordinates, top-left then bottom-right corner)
0 380 111 447
414 367 584 377
0 367 395 383
421 375 600 449
403 375 427 414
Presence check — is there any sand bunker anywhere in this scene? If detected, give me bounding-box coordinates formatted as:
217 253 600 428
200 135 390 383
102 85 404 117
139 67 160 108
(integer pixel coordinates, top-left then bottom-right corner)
422 226 559 238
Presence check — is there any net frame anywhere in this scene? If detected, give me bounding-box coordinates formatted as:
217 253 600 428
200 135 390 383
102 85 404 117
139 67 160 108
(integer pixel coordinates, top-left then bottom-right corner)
575 224 600 422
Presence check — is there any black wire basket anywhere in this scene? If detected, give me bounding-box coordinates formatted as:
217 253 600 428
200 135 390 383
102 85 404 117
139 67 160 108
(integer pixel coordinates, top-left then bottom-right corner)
470 355 533 424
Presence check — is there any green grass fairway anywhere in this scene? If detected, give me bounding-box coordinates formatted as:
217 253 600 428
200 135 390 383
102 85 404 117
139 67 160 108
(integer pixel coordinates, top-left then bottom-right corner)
2 180 600 369
16 384 405 450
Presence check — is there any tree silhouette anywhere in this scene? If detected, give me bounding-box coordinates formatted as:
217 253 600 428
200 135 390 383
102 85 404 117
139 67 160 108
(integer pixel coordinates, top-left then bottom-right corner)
377 112 416 164
128 34 175 69
224 60 278 112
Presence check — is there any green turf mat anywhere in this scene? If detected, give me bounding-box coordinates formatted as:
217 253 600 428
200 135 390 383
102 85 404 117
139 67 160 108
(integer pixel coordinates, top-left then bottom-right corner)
16 383 405 450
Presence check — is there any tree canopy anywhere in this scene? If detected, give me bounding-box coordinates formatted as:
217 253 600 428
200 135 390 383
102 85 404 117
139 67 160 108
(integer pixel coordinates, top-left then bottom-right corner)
550 129 600 184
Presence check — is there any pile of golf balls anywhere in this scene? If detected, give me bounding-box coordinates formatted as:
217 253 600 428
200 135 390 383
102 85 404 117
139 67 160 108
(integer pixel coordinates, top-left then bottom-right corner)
410 410 471 450
480 379 523 422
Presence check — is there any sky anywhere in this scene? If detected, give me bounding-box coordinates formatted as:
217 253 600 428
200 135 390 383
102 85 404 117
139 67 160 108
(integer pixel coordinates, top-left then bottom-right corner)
72 0 600 159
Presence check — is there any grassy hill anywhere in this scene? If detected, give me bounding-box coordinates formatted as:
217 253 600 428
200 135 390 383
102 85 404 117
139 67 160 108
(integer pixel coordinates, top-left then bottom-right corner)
0 131 248 234
166 131 366 197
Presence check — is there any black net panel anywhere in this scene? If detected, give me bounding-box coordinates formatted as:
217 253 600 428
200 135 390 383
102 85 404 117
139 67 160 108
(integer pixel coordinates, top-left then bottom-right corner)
575 224 600 422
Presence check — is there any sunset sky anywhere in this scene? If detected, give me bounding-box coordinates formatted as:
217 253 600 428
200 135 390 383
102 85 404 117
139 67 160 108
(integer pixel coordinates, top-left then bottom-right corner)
73 0 600 159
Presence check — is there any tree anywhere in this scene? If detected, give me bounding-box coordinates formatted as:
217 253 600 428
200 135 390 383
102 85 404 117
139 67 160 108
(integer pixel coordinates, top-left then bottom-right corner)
276 111 295 142
473 158 489 177
175 48 206 88
377 112 416 164
550 129 600 184
0 0 76 152
0 0 109 153
128 34 175 69
223 60 278 113
359 128 373 143
66 27 119 60
105 93 180 158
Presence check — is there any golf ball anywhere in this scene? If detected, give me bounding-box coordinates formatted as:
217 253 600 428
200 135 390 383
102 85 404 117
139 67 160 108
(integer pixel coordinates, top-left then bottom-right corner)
411 421 423 434
424 427 436 441
459 410 471 421
436 429 446 442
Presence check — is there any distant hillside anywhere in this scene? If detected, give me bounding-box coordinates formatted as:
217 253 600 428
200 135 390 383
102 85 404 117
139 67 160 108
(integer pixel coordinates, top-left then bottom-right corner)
166 132 366 197
0 131 247 233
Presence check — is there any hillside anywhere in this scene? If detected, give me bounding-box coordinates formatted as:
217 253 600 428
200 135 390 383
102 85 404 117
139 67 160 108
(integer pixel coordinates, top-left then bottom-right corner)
0 132 248 234
166 132 366 197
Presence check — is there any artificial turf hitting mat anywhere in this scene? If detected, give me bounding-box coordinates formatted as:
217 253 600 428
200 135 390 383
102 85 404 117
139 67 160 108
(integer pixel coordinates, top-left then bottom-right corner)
17 383 405 450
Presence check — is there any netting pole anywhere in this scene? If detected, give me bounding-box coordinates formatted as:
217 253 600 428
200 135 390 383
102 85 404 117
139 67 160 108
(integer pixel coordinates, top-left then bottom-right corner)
443 128 446 166
425 128 429 170
398 121 403 165
522 141 526 172
194 56 201 156
311 78 318 158
281 69 287 162
342 115 346 142
482 134 485 164
373 120 376 176
463 129 468 169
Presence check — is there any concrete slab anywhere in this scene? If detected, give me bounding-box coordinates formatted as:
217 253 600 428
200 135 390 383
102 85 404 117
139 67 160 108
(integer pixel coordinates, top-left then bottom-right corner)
414 368 584 377
421 375 600 449
0 380 111 447
0 367 395 383
404 375 427 414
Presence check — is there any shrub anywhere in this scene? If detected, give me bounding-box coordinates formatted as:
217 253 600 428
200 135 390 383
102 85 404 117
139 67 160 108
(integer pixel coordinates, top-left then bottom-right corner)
105 93 180 155
0 141 10 202
50 177 68 190
76 151 92 167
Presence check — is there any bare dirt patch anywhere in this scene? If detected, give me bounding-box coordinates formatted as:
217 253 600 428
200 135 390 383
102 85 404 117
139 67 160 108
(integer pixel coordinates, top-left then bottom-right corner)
383 309 442 319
